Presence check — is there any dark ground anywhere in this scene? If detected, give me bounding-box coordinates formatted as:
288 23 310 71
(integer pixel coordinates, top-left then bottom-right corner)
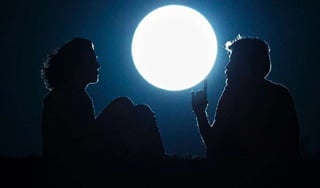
1 155 319 188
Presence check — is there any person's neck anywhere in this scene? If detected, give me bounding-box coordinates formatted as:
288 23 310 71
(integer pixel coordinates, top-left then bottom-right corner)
55 84 87 92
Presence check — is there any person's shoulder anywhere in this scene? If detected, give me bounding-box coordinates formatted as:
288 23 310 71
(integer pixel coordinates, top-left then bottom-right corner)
265 80 289 91
43 90 54 102
265 80 294 99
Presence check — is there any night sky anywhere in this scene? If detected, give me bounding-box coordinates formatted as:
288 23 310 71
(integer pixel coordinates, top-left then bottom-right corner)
0 0 318 158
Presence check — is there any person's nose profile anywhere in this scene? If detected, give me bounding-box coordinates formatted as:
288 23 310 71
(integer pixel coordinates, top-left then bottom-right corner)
96 61 101 69
225 62 231 74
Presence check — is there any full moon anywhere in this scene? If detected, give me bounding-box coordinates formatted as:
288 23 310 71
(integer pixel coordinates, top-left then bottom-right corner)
131 5 217 91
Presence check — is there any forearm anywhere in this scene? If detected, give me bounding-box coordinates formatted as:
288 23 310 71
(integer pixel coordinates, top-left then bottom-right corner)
195 111 211 146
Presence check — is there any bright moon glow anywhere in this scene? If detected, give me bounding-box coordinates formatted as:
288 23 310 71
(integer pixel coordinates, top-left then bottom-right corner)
132 5 217 91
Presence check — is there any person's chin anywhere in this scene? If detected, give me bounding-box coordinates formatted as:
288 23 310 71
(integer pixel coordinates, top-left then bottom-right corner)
226 78 231 85
226 76 231 83
93 75 99 83
226 77 237 86
88 78 99 85
93 79 99 84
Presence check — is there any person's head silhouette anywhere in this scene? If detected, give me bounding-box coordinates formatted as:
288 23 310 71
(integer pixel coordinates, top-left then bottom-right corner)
41 37 100 90
224 35 271 85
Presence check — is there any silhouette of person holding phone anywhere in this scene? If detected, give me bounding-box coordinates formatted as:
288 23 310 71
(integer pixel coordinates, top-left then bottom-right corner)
192 36 300 161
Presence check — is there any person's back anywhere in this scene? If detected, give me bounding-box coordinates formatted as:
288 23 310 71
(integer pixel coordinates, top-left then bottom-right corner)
42 88 94 161
209 80 300 160
192 36 300 161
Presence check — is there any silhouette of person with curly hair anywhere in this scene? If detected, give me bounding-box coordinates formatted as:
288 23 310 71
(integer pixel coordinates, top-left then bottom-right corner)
192 36 300 161
41 37 100 184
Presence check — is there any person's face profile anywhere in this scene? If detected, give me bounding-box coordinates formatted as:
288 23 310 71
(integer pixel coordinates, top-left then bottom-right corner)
82 47 100 84
225 52 237 79
225 51 251 83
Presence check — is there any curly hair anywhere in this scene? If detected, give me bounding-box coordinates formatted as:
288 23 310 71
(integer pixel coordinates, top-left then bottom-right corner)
41 37 94 90
225 35 271 78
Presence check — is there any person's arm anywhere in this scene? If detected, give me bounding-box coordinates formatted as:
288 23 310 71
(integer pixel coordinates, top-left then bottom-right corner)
191 80 212 147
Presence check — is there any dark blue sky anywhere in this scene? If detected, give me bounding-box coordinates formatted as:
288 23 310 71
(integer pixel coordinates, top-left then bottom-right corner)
0 0 318 158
